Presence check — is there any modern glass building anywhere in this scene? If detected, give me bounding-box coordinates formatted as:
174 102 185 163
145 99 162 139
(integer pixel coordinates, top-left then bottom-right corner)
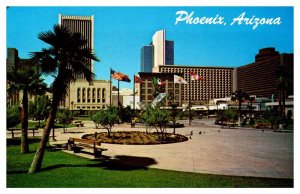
165 40 174 65
144 30 174 72
140 46 153 72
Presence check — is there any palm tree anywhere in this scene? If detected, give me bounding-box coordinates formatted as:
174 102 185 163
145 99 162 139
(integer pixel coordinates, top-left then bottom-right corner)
231 89 249 126
276 65 288 118
7 64 47 153
28 25 99 174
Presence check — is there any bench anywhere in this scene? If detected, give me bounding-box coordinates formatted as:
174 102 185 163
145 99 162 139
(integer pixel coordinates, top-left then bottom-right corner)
221 122 236 128
7 127 39 138
74 121 84 127
67 137 108 158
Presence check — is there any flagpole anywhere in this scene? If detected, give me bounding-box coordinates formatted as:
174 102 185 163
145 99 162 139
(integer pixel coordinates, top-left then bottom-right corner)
189 69 191 126
110 67 112 107
133 75 135 110
173 78 175 104
118 80 120 109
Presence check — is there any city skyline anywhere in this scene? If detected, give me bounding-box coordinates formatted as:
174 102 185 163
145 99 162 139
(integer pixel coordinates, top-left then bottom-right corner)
6 6 293 89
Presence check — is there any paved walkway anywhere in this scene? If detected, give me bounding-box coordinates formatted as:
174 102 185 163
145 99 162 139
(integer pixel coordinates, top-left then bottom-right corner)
10 119 293 179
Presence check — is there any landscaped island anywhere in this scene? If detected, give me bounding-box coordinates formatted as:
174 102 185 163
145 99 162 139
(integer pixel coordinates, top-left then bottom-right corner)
82 131 189 145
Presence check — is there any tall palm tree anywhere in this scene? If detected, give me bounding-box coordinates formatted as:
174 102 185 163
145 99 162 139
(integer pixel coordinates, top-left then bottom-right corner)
231 89 249 126
7 63 47 153
276 65 288 118
28 25 99 174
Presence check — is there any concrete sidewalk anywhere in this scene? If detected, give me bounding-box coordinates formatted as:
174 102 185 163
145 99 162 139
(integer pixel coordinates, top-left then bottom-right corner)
23 119 293 179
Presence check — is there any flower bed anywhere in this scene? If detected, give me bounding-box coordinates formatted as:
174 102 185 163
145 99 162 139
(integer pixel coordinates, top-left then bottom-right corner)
255 123 272 129
82 131 189 145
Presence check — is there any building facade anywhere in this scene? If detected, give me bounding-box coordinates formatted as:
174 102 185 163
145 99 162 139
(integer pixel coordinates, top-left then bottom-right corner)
154 65 234 105
237 47 294 98
66 80 110 110
140 46 153 72
59 14 94 79
138 72 183 107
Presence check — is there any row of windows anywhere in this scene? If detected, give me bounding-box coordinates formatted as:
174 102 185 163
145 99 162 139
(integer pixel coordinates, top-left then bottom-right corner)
76 105 106 109
162 67 232 73
77 87 106 103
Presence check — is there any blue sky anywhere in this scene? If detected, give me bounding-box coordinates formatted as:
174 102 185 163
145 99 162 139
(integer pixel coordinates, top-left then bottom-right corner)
6 6 293 89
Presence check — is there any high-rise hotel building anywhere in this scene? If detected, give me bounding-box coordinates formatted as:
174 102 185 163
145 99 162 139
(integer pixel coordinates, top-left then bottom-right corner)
58 14 94 79
154 65 234 105
237 47 293 98
139 29 234 106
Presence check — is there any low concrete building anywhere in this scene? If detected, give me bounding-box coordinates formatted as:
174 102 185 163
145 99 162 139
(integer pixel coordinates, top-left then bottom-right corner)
62 80 111 110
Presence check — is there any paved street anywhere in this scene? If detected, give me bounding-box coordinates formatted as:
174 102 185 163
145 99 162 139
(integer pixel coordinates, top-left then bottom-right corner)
8 118 293 179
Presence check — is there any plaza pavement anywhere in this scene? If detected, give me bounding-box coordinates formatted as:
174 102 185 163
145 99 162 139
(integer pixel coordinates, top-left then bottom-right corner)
8 118 293 179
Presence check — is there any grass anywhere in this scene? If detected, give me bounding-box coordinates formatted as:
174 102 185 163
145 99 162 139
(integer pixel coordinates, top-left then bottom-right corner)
7 138 293 188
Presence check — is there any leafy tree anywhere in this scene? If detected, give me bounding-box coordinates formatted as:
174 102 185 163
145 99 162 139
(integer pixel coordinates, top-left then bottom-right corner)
216 110 226 126
224 108 238 125
90 111 102 129
91 107 119 137
231 89 249 126
29 95 51 127
35 95 51 126
7 64 47 154
28 101 37 120
7 105 21 128
143 106 170 140
119 106 133 123
56 109 73 133
28 24 99 174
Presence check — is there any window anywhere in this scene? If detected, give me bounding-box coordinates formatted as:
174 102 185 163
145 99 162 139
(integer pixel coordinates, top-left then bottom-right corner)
102 88 106 99
77 88 81 103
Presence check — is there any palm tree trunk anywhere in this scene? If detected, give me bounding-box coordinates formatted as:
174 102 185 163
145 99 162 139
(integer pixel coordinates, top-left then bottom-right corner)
278 89 282 116
21 89 29 153
28 97 59 174
238 99 242 127
282 90 286 116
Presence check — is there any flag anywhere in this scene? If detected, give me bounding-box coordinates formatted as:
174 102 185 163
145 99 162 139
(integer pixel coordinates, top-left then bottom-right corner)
174 75 187 84
190 71 204 81
111 69 131 82
152 77 163 85
134 75 142 83
151 93 167 107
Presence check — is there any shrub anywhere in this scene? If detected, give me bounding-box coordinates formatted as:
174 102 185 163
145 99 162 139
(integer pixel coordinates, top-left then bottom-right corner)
143 106 170 140
7 105 21 128
91 107 120 137
56 109 73 133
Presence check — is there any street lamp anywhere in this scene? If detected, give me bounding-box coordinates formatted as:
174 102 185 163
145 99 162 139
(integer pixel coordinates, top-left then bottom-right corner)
48 98 56 142
171 102 178 134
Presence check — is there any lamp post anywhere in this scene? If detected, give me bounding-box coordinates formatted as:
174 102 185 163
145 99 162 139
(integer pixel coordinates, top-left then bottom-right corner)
171 102 178 134
48 98 56 142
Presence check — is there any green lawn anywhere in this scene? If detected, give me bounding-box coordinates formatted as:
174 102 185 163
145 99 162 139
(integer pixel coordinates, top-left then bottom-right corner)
7 138 293 188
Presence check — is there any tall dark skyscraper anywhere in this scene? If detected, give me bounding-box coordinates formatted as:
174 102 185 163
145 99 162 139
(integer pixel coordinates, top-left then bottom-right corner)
140 46 153 72
58 14 94 79
165 40 174 65
7 48 18 73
